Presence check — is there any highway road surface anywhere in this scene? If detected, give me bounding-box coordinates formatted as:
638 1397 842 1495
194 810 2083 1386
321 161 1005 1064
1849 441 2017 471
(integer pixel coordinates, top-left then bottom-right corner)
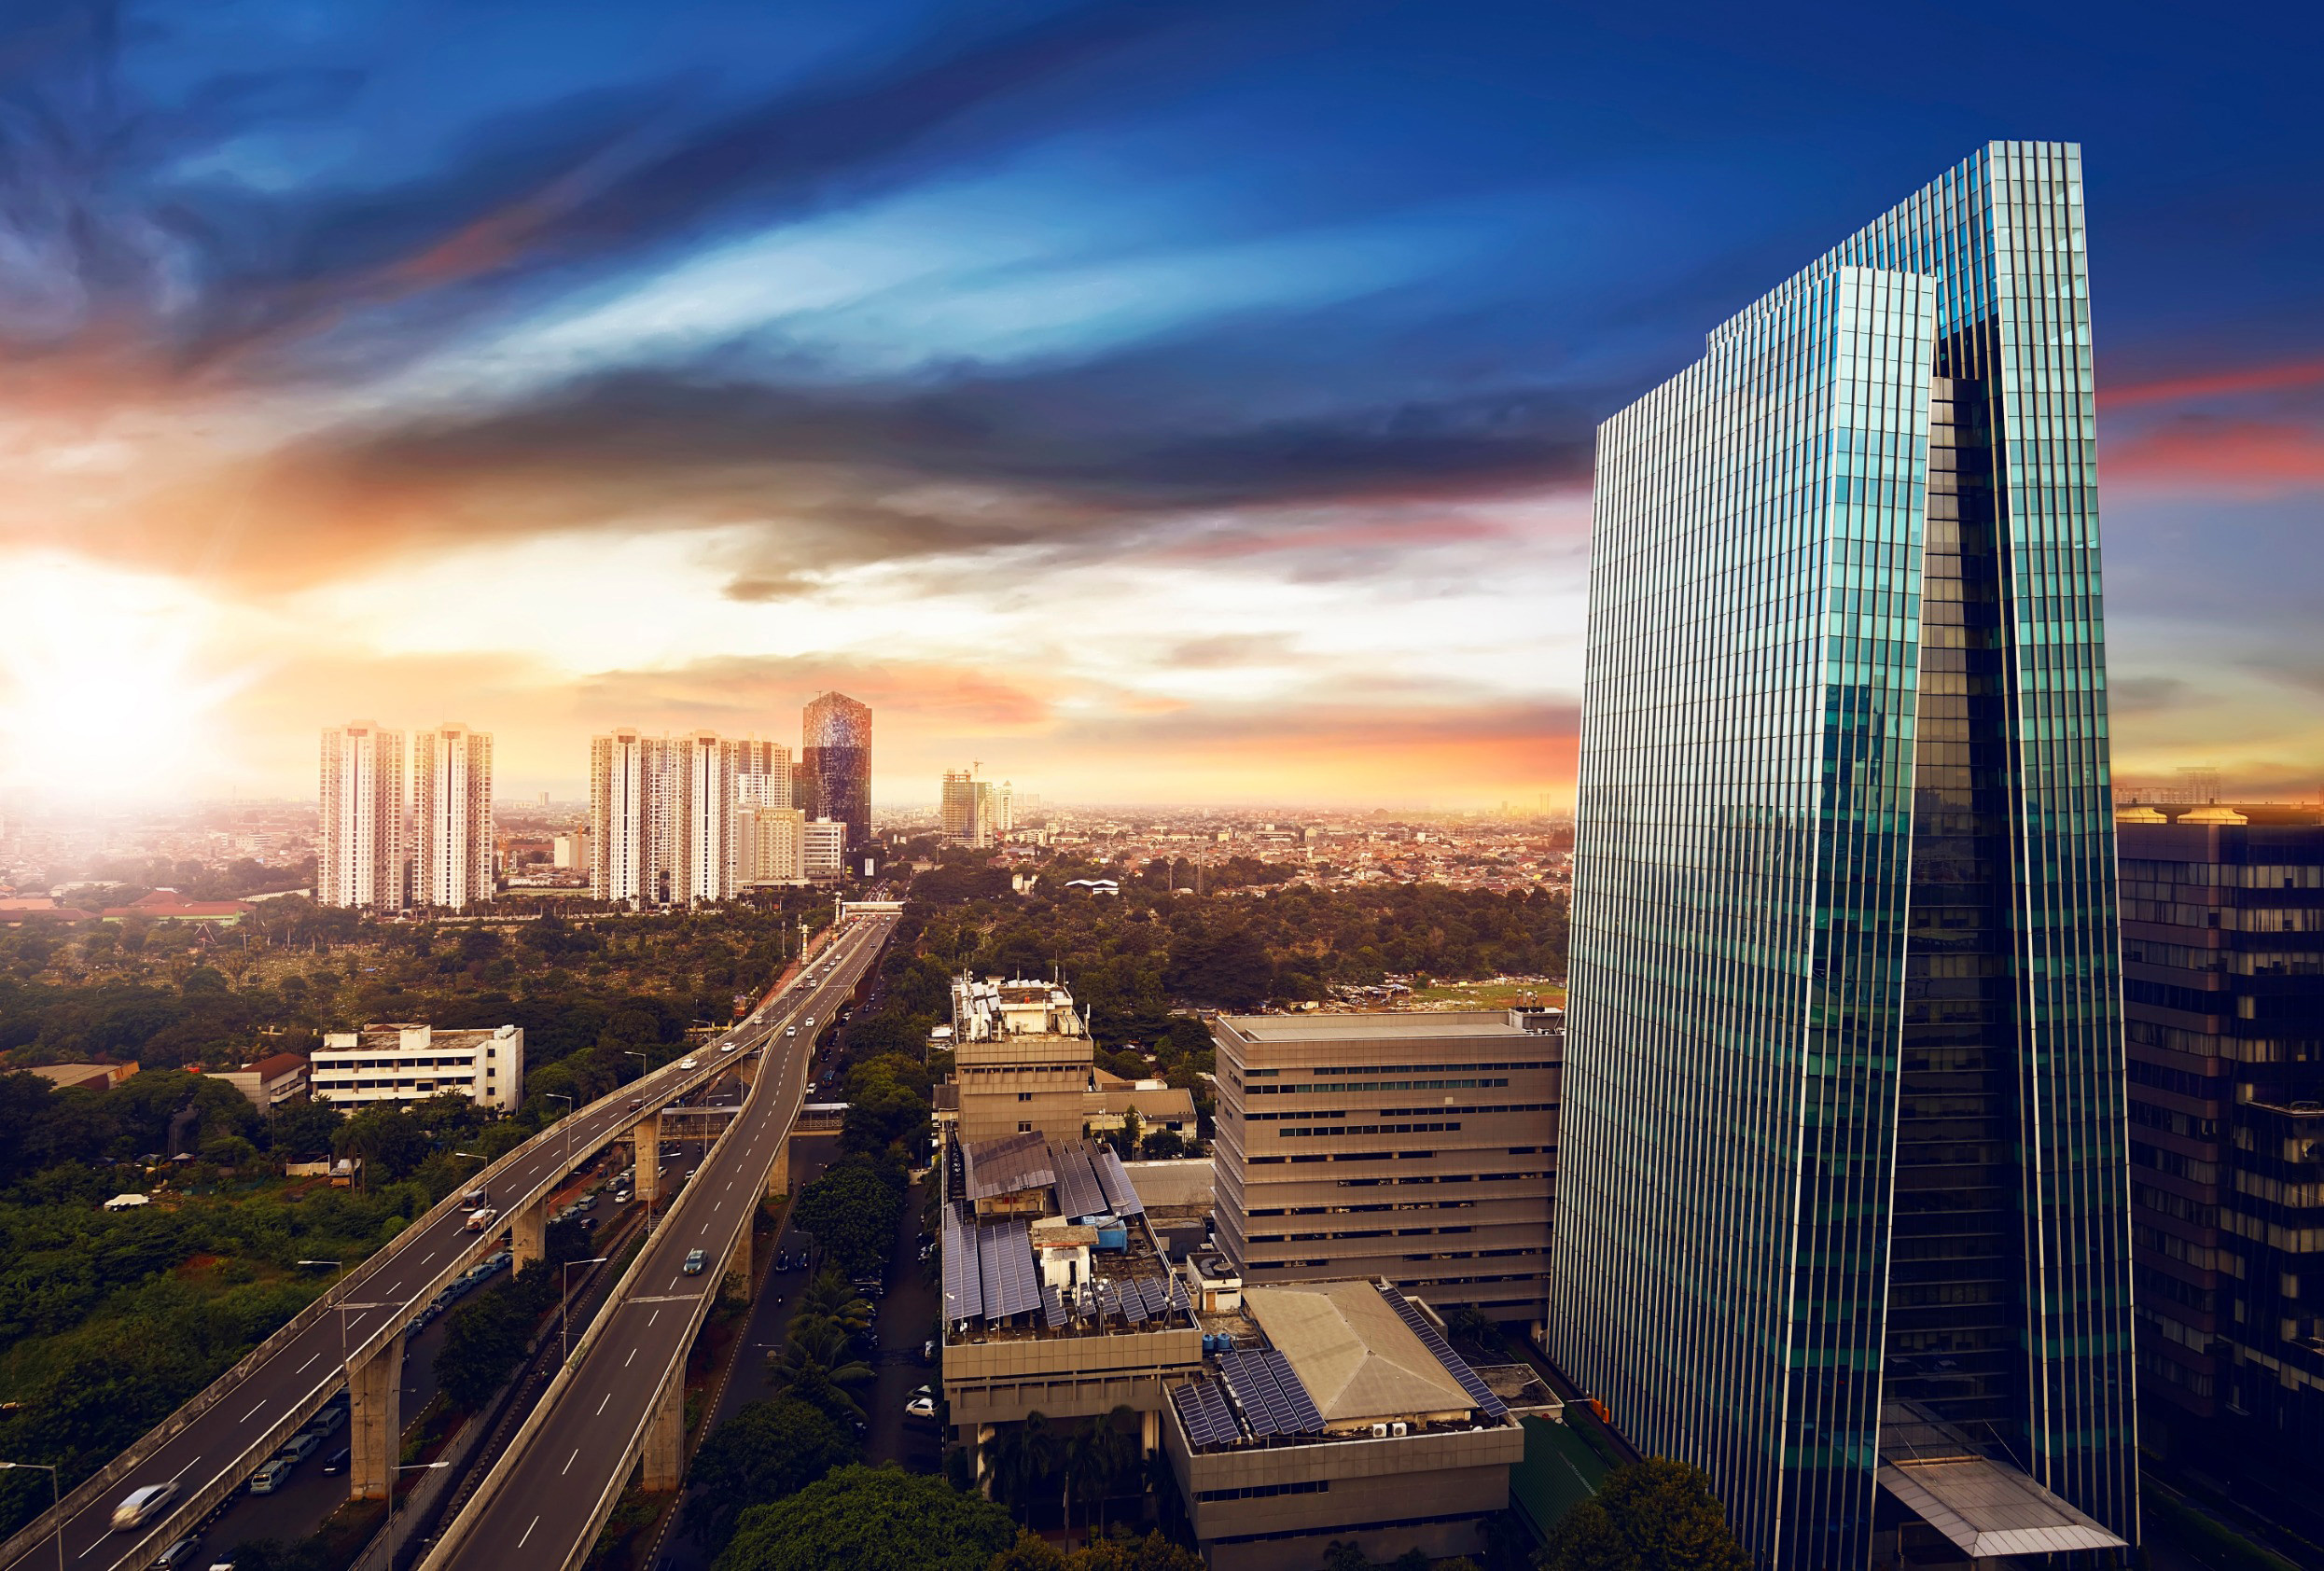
0 925 868 1571
424 915 894 1571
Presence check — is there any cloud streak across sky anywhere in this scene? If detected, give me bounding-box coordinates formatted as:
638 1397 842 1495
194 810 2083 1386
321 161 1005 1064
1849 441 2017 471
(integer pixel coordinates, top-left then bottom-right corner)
0 0 2317 806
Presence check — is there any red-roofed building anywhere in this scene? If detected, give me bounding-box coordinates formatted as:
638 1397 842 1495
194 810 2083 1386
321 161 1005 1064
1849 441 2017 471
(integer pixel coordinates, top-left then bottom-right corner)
205 1053 311 1110
0 897 98 926
100 890 256 925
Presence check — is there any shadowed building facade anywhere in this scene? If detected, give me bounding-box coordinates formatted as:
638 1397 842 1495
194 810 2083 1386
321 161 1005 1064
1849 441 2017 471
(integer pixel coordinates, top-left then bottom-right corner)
1552 142 2136 1568
801 691 872 855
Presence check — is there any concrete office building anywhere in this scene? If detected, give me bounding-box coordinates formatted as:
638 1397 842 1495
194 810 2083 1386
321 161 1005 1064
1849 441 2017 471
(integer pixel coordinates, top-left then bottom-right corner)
413 723 494 911
1554 143 2136 1566
736 804 807 886
310 1023 524 1112
208 1052 310 1110
1209 1012 1558 1329
319 721 407 912
802 817 848 879
939 976 1194 1150
1162 1277 1535 1570
941 768 996 848
800 691 871 851
2119 803 2324 1534
940 1132 1204 1486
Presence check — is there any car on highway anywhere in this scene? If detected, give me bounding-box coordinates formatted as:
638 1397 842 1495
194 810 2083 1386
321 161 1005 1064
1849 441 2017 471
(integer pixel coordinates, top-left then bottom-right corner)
464 1206 497 1232
804 1017 816 1028
247 1457 295 1495
112 1482 178 1530
682 1248 708 1275
786 1025 797 1036
905 1386 936 1421
718 1042 735 1053
153 1535 201 1570
678 1057 700 1070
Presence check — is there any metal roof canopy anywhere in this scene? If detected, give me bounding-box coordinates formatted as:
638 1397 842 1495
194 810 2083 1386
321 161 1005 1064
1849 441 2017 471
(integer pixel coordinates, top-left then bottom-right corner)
1876 1402 2127 1561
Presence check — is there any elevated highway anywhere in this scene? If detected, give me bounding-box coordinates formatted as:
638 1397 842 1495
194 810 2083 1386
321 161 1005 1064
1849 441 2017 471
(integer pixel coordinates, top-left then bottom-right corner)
0 920 871 1571
419 915 895 1571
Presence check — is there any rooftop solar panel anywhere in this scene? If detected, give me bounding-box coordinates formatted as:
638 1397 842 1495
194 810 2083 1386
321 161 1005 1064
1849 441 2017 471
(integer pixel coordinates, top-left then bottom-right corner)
1167 1277 1191 1317
1258 1349 1326 1434
1377 1285 1510 1420
1217 1350 1279 1439
1095 1279 1118 1321
1196 1378 1241 1446
1118 1278 1149 1325
1094 1147 1145 1216
1052 1142 1108 1221
1170 1383 1213 1448
941 1208 981 1322
1041 1284 1065 1329
989 1220 1042 1318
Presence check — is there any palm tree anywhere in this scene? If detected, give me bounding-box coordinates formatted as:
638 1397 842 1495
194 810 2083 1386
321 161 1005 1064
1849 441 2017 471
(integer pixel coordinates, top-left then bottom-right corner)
1061 1405 1141 1540
984 1411 1059 1522
766 1315 875 1426
797 1268 873 1339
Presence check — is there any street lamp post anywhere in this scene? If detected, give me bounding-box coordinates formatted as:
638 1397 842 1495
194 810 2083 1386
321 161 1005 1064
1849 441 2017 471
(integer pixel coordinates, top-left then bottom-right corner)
561 1257 610 1362
388 1460 451 1570
0 1460 62 1571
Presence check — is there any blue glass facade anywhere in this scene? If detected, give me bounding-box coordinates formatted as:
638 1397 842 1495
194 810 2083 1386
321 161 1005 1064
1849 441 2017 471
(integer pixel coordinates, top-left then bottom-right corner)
1552 143 2136 1567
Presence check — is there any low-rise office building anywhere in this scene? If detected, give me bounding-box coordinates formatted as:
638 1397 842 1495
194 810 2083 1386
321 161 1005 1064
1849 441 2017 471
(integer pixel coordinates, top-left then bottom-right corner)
1162 1276 1531 1570
941 1132 1204 1473
1209 1010 1560 1330
938 976 1200 1153
309 1022 525 1111
208 1052 310 1110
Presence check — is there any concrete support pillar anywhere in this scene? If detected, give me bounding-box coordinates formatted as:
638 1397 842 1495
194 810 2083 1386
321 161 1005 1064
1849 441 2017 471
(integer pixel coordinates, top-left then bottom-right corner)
1141 1406 1159 1456
764 1133 789 1198
633 1113 661 1203
347 1329 405 1502
640 1367 686 1492
510 1198 545 1276
724 1223 752 1302
736 1052 758 1090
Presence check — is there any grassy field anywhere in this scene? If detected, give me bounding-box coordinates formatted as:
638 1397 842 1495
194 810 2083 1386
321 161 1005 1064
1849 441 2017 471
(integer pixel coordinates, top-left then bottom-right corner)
1407 978 1566 1010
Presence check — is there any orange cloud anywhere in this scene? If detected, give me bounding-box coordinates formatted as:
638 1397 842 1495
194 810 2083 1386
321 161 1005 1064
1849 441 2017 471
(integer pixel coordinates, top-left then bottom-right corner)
2101 356 2324 410
2106 418 2324 494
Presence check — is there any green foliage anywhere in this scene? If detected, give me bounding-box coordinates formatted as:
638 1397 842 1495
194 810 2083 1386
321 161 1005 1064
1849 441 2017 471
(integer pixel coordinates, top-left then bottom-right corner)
715 1464 1015 1571
792 1155 907 1277
764 1315 876 1428
995 1532 1204 1571
431 1220 588 1411
1537 1458 1749 1571
688 1396 861 1552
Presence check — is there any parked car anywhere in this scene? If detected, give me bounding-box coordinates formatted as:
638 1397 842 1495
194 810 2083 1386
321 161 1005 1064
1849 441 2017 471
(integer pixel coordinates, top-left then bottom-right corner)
682 1248 707 1275
774 1249 790 1272
279 1431 323 1464
247 1458 294 1495
153 1536 201 1569
905 1386 936 1420
111 1483 178 1531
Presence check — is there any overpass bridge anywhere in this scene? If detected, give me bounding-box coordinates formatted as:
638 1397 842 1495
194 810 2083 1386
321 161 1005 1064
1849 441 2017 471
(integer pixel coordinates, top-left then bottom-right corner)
417 914 896 1571
0 920 878 1571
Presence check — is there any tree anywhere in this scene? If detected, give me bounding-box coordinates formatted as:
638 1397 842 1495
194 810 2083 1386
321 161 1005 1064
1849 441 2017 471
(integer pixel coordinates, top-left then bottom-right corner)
794 1269 873 1340
1538 1458 1747 1571
715 1465 1014 1571
689 1397 859 1552
766 1316 876 1427
792 1158 906 1277
1058 1535 1204 1571
988 1531 1065 1571
984 1413 1059 1521
270 1098 343 1161
1060 1406 1140 1536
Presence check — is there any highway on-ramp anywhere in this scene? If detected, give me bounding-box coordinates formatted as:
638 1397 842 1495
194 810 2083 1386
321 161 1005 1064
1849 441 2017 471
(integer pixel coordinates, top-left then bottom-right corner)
423 915 895 1571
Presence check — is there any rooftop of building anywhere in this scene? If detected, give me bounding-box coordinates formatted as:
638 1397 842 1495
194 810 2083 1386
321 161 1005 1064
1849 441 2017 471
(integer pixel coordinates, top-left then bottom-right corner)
318 1022 519 1050
1217 1008 1552 1043
1169 1278 1517 1454
952 974 1088 1043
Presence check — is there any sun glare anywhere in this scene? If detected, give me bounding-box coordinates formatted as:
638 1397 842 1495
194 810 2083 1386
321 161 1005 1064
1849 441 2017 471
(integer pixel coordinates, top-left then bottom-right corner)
0 556 232 805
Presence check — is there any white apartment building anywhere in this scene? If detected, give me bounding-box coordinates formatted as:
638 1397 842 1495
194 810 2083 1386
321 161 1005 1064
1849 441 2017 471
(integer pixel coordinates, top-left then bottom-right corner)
732 739 793 809
595 729 805 906
309 1023 524 1111
320 722 407 911
591 728 659 905
678 730 735 904
803 816 848 878
737 804 807 885
413 723 494 911
552 827 591 869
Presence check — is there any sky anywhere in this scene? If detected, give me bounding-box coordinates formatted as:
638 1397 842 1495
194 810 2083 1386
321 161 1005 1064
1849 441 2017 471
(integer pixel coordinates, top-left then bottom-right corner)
0 0 2317 811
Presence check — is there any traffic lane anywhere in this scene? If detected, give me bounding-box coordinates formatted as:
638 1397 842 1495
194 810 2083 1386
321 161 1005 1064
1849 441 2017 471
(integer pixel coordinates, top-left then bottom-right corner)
445 944 878 1571
11 1018 806 1571
865 1176 939 1473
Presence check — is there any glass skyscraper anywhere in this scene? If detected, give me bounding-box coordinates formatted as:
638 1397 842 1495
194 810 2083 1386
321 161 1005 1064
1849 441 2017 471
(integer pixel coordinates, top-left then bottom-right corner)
1552 143 2137 1568
801 690 872 852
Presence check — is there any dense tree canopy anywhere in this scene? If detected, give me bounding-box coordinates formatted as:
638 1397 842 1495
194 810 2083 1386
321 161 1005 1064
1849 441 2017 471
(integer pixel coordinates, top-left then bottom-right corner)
689 1396 861 1553
716 1465 1015 1571
1538 1458 1751 1571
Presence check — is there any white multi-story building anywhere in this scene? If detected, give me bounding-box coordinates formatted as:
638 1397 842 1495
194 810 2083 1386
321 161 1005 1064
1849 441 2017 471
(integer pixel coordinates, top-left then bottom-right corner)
737 804 807 885
413 723 494 911
320 722 407 911
591 729 652 905
731 739 792 809
309 1023 524 1111
803 816 848 878
677 730 736 904
596 729 807 906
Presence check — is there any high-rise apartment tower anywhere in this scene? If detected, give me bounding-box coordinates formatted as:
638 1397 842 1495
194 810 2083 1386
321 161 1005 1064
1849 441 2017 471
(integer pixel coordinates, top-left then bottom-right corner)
1552 143 2136 1568
413 723 494 911
590 728 658 907
801 691 870 852
320 722 407 912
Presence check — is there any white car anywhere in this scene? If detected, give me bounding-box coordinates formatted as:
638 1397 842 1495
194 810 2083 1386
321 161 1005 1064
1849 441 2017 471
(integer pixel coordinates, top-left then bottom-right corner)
719 1042 735 1053
905 1386 936 1420
804 1017 816 1028
786 1026 797 1036
112 1483 177 1530
678 1058 699 1070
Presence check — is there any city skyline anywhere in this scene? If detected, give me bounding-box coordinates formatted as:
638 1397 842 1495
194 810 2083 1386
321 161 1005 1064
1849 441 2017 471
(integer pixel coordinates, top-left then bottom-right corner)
0 4 2315 813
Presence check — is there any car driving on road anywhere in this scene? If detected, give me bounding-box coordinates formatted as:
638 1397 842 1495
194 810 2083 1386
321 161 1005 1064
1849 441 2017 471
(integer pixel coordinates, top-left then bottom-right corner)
112 1483 178 1532
682 1248 707 1275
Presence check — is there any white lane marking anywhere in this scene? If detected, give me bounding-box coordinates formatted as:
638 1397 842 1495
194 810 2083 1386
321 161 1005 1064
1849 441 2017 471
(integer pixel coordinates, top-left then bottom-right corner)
562 1447 579 1476
625 1347 638 1368
519 1516 540 1549
241 1400 265 1423
597 1393 612 1416
419 1251 437 1265
297 1354 320 1374
647 1309 660 1328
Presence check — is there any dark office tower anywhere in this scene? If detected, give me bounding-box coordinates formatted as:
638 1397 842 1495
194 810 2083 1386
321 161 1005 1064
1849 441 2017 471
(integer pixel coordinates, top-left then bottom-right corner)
2118 805 2324 1537
1552 142 2136 1569
800 691 871 852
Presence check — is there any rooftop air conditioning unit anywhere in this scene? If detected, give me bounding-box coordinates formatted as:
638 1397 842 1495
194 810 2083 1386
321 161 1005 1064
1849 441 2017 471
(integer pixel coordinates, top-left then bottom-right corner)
1391 1422 1408 1438
1371 1423 1389 1439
